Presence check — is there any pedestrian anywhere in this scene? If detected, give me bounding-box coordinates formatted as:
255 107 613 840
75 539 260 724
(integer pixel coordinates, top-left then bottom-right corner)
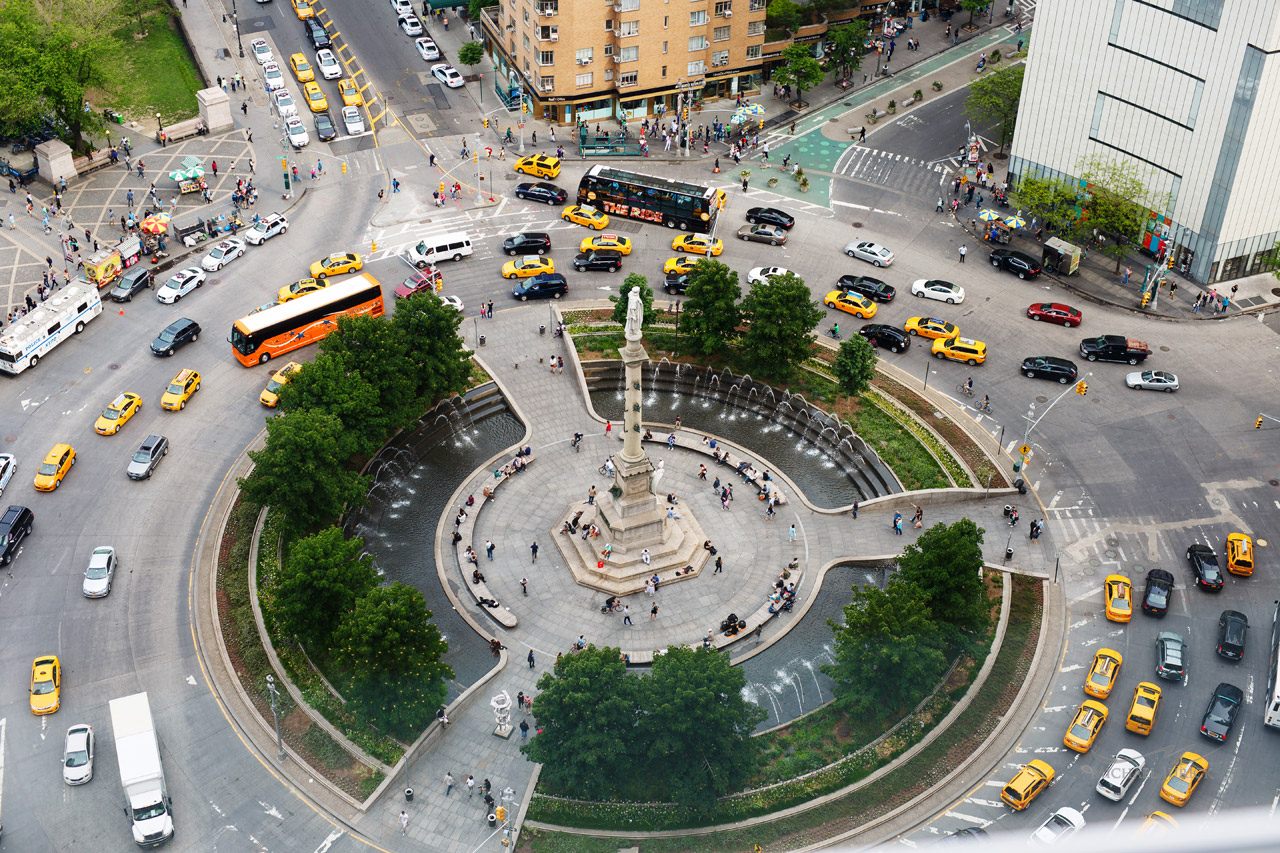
1168 280 1177 299
466 775 476 797
650 603 659 620
400 810 409 834
892 512 903 535
958 244 967 263
249 158 255 173
5 213 13 230
520 577 528 595
742 177 749 192
714 555 723 574
645 580 655 597
241 100 248 116
519 719 530 741
317 159 323 177
531 541 539 562
787 524 797 542
485 540 495 560
392 178 401 192
310 168 317 180
604 420 612 438
851 499 859 519
1122 266 1131 286
623 604 632 625
587 485 597 505
211 160 218 177
666 433 676 450
445 772 455 796
527 648 535 669
913 505 924 529
698 464 708 480
641 548 651 565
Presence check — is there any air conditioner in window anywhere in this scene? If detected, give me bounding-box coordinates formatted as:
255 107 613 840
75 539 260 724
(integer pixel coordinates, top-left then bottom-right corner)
578 58 588 64
723 9 732 16
613 4 622 11
613 55 621 62
540 84 554 92
550 33 558 40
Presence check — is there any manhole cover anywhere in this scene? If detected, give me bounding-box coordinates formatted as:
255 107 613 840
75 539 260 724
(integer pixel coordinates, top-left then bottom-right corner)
1035 395 1048 403
1258 538 1269 547
1159 345 1171 351
1104 549 1118 559
852 221 863 228
1106 537 1119 547
109 362 120 370
1269 479 1278 486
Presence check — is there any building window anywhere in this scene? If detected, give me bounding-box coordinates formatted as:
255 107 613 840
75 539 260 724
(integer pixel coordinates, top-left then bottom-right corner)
688 35 707 50
539 76 555 91
661 65 667 77
711 50 729 66
620 71 638 86
604 19 612 30
619 20 639 36
523 8 529 22
538 2 558 16
605 69 614 80
746 44 761 59
576 47 593 63
619 0 640 9
714 25 731 41
576 72 593 87
690 10 707 25
522 34 530 50
714 0 732 15
523 58 531 74
749 0 765 10
747 20 765 35
688 60 706 75
537 50 555 65
538 25 558 40
662 40 668 53
663 15 669 28
619 45 639 62
604 43 614 56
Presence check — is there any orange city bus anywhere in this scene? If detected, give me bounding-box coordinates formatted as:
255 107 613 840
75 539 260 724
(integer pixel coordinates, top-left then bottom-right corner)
229 274 384 366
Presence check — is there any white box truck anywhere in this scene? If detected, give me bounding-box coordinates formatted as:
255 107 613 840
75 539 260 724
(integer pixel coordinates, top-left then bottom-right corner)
109 693 174 847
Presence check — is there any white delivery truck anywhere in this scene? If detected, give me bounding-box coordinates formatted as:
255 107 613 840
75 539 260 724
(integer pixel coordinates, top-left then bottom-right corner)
109 693 175 847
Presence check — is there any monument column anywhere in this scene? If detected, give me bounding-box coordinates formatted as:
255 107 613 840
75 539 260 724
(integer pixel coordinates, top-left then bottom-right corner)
618 291 647 465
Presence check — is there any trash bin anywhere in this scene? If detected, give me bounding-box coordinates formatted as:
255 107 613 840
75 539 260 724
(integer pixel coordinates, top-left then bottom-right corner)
478 334 486 346
1005 547 1014 561
405 787 414 802
487 813 497 828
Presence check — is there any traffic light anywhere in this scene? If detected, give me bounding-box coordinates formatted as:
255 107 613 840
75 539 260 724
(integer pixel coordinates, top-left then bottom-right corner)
1075 380 1088 396
521 100 528 114
483 117 490 128
280 158 287 171
1141 288 1152 308
1167 253 1175 269
495 806 507 822
1257 416 1265 430
682 107 689 121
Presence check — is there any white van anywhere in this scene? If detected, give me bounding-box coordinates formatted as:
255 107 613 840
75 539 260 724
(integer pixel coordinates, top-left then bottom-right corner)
407 231 473 267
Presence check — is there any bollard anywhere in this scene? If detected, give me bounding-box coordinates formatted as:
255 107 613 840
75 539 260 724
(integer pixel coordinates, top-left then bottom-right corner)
405 787 414 802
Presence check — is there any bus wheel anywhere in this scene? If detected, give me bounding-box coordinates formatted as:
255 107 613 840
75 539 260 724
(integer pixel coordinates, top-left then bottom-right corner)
74 321 85 334
665 220 675 228
259 352 271 364
679 222 689 230
28 355 39 369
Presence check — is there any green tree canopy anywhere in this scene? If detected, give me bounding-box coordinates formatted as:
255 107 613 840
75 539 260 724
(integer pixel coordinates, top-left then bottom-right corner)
965 64 1024 153
611 273 657 327
1077 156 1166 272
772 44 825 103
765 0 800 32
739 271 823 381
392 291 473 404
272 527 379 648
240 410 369 537
320 314 420 435
894 519 989 636
826 22 869 81
278 350 385 459
678 259 741 355
1016 175 1080 235
961 0 987 27
833 335 877 397
468 0 498 20
824 578 949 719
458 41 484 68
332 583 453 738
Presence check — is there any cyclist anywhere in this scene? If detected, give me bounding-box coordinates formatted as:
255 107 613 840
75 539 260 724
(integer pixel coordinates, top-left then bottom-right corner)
963 377 974 395
981 394 991 412
829 322 841 339
571 432 583 451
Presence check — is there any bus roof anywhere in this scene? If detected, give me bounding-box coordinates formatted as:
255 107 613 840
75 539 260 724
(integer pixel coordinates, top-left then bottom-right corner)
235 274 382 334
584 165 715 199
0 283 99 352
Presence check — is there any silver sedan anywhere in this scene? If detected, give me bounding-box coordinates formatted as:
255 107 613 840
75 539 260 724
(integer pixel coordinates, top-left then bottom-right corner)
1125 369 1179 392
736 224 788 246
843 240 895 266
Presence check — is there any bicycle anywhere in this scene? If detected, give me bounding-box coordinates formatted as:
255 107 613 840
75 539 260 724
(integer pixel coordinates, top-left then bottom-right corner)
571 433 583 453
598 458 615 477
956 383 975 397
977 397 993 414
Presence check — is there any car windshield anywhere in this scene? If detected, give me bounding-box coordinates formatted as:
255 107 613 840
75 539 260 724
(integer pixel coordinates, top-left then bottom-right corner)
158 329 176 342
132 449 152 463
32 677 54 694
65 747 89 767
1148 586 1168 606
86 564 109 579
1166 774 1191 794
134 803 168 822
101 408 120 420
1068 722 1092 740
1089 670 1109 685
37 461 59 475
167 383 184 395
266 379 286 393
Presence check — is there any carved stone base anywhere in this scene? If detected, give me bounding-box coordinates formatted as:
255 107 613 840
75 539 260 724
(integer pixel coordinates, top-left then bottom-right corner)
553 500 710 596
493 724 513 739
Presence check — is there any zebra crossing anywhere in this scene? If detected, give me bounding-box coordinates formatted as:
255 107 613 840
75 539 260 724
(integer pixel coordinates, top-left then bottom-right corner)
830 145 954 197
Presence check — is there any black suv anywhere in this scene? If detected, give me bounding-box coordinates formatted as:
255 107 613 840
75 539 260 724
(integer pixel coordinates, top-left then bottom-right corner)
1186 542 1224 591
109 267 152 303
663 273 690 295
0 504 34 566
858 324 910 353
1141 568 1174 617
305 18 332 49
515 182 567 205
150 317 201 356
1021 356 1078 384
573 249 622 272
502 232 551 256
1200 682 1243 742
990 248 1042 279
836 274 895 302
511 273 567 300
1217 610 1248 660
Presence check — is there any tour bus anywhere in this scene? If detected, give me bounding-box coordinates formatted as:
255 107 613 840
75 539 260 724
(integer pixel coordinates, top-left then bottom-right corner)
228 274 384 366
1265 600 1280 729
0 282 103 375
577 165 722 233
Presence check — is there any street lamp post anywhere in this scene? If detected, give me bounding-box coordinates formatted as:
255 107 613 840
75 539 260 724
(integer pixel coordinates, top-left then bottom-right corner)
475 133 484 202
265 674 285 760
232 0 244 58
155 112 163 138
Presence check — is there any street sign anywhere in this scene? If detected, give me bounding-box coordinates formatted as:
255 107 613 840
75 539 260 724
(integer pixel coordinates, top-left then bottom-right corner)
1018 444 1031 457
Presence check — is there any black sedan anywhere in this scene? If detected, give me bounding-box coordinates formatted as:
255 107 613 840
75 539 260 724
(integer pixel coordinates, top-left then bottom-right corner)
663 273 690 295
150 317 201 356
1187 543 1224 591
502 232 552 256
314 111 338 142
572 250 622 272
1217 610 1247 660
1141 569 1174 617
746 206 795 230
858 324 910 353
1021 356 1078 384
515 182 567 205
836 274 895 303
990 248 1042 279
1200 682 1243 742
511 273 567 300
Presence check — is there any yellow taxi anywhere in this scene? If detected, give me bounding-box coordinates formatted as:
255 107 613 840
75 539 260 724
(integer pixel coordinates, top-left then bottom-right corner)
1062 699 1108 753
1083 648 1123 699
513 154 561 179
581 234 633 255
289 53 315 83
663 256 698 275
1104 574 1133 623
561 204 609 230
94 392 142 436
1159 752 1208 807
1125 681 1162 736
903 316 958 340
823 290 878 319
278 277 327 303
303 81 328 113
34 443 75 491
502 255 555 279
931 335 987 365
671 234 724 256
29 655 61 715
999 760 1054 811
1139 811 1178 834
1225 532 1253 576
260 362 302 408
309 252 363 279
338 78 363 107
161 369 201 411
291 0 316 19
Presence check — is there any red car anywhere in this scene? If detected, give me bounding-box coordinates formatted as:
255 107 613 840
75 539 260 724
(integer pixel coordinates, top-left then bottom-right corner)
395 268 442 298
1027 302 1082 327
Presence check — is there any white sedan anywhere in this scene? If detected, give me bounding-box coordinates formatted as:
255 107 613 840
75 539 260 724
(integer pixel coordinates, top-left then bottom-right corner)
432 63 465 88
155 267 206 303
1030 807 1085 845
910 278 965 304
1125 369 1179 392
250 38 273 66
747 266 791 285
274 89 299 119
285 116 310 148
398 14 424 35
341 105 366 135
441 295 464 312
62 724 94 786
315 48 342 80
390 0 413 13
201 237 248 272
0 452 14 497
844 240 895 267
262 61 285 91
415 36 441 60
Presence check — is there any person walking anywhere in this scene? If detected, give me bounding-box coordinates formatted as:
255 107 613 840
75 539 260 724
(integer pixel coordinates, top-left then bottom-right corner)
587 485 597 505
787 524 797 542
645 580 655 597
1122 266 1132 286
892 512 903 535
622 604 632 625
466 775 476 797
958 244 967 263
604 421 612 438
400 810 409 834
519 719 530 741
530 541 539 562
445 772 455 796
520 577 528 595
527 648 536 669
485 540 495 560
851 499 859 519
714 555 723 574
650 603 659 620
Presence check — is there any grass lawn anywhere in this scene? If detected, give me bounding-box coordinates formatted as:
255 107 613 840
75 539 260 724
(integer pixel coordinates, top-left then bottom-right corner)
94 8 202 124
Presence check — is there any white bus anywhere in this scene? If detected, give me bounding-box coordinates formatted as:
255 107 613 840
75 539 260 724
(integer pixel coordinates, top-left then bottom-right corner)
0 283 103 375
1266 600 1280 729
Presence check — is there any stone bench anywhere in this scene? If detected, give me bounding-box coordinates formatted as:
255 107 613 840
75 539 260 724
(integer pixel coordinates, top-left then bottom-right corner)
72 149 116 179
638 430 788 506
157 118 207 145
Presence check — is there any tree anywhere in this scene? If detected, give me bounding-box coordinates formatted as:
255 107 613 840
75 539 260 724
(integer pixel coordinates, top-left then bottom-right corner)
272 527 379 648
468 0 498 20
1015 175 1080 235
319 314 420 434
894 519 989 635
738 272 823 381
833 335 877 397
765 0 800 32
458 41 484 69
522 647 642 798
772 44 825 105
642 647 765 803
678 260 741 355
1077 156 1166 273
331 583 453 738
240 410 369 537
826 22 869 82
965 64 1024 153
610 273 656 328
278 351 385 459
392 292 473 404
961 0 987 27
824 578 949 719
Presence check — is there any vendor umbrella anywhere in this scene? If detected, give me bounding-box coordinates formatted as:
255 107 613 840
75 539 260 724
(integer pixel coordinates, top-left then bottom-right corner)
739 103 766 116
139 212 171 234
978 208 1002 222
168 166 204 181
1004 214 1027 229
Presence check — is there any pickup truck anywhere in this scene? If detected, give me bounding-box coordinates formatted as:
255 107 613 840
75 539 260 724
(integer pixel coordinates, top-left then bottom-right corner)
1079 335 1150 365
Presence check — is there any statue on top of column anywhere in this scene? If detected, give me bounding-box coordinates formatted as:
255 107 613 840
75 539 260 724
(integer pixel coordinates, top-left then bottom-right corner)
624 286 644 342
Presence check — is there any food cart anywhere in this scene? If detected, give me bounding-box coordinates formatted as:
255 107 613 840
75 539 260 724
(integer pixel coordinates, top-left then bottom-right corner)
984 220 1013 244
84 235 144 289
1042 237 1082 276
169 156 206 194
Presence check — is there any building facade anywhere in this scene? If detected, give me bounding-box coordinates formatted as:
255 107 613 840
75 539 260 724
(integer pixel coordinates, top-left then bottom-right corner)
1009 0 1280 284
479 0 768 125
